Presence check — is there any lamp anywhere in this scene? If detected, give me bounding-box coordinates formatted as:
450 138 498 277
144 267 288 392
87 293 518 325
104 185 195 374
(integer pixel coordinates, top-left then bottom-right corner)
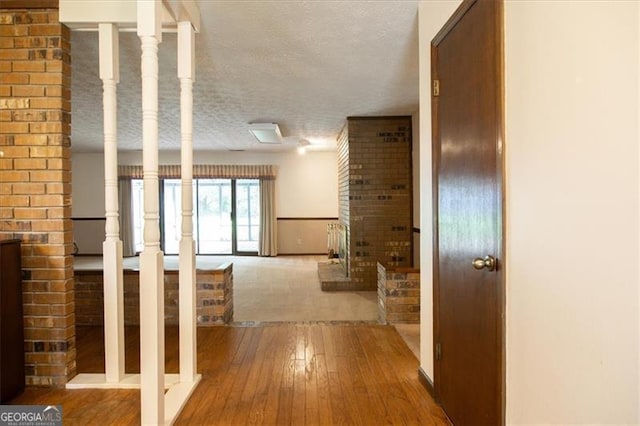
248 122 282 144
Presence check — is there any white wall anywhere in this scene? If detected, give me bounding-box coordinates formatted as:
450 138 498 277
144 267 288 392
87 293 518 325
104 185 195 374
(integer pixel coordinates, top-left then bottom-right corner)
505 2 639 424
419 0 640 423
72 152 105 217
73 150 338 254
72 150 338 218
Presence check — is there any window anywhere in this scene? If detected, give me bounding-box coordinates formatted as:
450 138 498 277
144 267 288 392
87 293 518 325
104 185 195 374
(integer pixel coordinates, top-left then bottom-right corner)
131 178 260 255
162 179 183 254
132 179 144 254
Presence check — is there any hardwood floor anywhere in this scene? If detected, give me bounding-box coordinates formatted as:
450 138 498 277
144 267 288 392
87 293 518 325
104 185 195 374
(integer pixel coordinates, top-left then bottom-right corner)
11 325 449 425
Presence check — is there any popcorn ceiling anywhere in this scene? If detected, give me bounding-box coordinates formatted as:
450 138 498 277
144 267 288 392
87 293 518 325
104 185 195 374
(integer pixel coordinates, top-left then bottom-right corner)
70 1 420 152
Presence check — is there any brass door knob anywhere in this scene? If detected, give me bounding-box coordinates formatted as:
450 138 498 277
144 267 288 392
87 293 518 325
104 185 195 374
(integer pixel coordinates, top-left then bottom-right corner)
472 255 496 271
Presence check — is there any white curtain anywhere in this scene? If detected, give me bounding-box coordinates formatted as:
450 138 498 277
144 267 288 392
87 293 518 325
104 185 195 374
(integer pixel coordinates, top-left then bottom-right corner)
259 179 277 257
119 179 135 257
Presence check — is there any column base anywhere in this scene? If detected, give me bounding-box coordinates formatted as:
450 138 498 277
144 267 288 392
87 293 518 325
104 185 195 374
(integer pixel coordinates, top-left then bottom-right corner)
102 239 125 382
66 373 202 425
139 248 165 425
179 238 197 382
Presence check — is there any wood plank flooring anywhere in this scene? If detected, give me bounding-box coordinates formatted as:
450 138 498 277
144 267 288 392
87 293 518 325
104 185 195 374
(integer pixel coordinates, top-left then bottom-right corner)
10 325 449 425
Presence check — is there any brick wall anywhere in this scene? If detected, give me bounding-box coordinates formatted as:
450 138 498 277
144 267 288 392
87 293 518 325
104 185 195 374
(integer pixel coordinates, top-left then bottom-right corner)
337 124 349 273
377 262 420 324
0 8 74 387
337 117 413 290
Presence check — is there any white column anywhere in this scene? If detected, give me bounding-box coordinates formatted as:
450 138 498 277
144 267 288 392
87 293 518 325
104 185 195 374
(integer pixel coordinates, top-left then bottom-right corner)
178 21 197 383
137 1 164 424
99 23 125 384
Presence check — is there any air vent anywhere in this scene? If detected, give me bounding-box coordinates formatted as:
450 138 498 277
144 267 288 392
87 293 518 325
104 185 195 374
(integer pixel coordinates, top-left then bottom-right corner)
248 123 282 144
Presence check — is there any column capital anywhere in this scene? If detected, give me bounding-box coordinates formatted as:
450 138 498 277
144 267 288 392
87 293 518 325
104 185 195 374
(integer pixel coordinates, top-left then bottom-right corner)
98 23 119 82
178 21 195 81
137 0 162 42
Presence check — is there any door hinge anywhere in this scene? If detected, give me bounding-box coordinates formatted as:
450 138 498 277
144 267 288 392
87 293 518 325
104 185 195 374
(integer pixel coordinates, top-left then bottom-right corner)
433 79 440 97
435 343 442 361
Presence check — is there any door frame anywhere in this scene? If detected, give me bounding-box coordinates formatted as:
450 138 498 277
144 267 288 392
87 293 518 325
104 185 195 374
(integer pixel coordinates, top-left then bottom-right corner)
430 0 506 423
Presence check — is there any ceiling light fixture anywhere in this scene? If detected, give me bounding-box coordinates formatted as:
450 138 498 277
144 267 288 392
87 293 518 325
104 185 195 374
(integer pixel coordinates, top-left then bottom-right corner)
297 139 310 155
248 122 283 144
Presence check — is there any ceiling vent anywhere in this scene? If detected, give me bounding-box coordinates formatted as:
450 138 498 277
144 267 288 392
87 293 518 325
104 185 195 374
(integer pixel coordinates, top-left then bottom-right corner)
248 122 283 144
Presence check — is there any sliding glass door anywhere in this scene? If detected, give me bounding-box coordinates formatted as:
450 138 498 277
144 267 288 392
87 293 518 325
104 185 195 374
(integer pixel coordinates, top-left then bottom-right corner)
197 179 232 254
234 179 260 253
162 179 183 254
133 178 260 255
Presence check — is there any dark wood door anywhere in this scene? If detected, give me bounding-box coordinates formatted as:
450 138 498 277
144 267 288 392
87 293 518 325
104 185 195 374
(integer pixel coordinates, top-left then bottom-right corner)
431 1 504 425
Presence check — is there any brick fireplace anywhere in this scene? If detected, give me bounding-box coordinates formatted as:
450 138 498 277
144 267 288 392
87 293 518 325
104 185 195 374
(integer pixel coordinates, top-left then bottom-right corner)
330 116 413 291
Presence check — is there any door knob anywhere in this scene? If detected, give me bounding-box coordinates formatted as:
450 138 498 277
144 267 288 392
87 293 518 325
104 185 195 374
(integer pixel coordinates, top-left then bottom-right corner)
472 255 496 271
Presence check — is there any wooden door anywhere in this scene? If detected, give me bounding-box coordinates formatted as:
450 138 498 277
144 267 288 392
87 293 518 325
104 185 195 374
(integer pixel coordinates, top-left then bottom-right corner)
431 0 504 425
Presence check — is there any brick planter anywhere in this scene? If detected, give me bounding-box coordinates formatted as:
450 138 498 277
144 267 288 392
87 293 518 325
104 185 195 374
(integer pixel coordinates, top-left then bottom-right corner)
75 262 234 326
377 262 419 324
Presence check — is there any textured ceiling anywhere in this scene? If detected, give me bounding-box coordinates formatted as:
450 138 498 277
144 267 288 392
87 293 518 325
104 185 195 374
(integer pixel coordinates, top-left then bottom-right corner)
70 0 420 152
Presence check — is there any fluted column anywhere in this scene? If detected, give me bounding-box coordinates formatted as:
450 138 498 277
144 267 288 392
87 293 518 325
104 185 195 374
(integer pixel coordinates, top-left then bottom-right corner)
99 22 125 384
137 0 164 423
178 20 197 383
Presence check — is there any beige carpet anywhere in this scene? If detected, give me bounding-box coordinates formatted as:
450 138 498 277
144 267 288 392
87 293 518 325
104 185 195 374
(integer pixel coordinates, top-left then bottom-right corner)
75 255 378 323
231 255 378 323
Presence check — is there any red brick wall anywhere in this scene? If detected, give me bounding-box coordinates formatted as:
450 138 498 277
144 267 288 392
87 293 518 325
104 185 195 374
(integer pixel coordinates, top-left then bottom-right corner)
0 8 74 387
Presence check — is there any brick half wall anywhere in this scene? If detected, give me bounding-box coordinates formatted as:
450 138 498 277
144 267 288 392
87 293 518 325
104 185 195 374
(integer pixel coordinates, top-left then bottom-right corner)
75 264 234 326
377 262 420 324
